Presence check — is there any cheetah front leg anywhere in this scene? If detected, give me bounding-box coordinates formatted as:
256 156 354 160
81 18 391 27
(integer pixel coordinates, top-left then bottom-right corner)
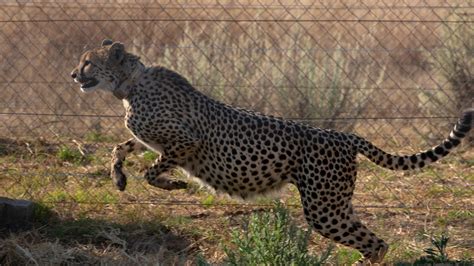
111 137 191 191
110 138 145 191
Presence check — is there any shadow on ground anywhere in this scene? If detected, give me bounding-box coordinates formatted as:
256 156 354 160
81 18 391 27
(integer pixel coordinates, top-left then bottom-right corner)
0 208 198 265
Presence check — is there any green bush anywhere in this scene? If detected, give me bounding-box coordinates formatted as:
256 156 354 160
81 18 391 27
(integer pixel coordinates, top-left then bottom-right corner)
56 145 83 163
412 233 473 265
142 150 158 162
223 204 333 266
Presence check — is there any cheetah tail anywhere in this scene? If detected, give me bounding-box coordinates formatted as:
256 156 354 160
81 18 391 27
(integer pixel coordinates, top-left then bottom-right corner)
355 108 473 171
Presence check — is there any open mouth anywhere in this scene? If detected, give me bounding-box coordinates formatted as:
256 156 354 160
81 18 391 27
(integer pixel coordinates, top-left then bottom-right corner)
79 77 99 89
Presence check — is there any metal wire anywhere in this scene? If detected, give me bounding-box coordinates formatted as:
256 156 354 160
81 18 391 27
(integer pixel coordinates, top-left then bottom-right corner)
2 18 471 23
0 1 472 219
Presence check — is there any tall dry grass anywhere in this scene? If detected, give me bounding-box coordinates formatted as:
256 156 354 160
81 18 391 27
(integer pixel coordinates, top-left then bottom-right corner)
0 1 470 148
159 22 387 131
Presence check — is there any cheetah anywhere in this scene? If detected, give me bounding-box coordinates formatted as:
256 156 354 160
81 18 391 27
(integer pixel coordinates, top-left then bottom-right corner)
71 39 473 263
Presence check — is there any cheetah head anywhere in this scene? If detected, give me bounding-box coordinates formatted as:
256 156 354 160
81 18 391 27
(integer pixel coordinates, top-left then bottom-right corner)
70 39 141 94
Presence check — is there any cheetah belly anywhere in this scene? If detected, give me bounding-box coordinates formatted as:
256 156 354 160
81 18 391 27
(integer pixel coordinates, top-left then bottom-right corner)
135 136 165 155
192 158 288 198
189 134 295 198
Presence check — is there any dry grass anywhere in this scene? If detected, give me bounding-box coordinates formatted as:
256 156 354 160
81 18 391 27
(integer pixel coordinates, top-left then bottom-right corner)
0 223 199 265
1 137 473 264
0 1 471 139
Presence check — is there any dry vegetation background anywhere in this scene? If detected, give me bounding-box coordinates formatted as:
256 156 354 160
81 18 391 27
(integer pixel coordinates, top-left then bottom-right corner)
0 0 473 264
1 0 472 143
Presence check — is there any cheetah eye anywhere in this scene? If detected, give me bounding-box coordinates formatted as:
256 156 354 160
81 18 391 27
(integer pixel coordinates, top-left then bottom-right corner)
80 60 94 75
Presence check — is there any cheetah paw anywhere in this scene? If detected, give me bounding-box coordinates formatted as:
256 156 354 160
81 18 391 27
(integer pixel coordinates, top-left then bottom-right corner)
149 177 188 190
111 168 127 191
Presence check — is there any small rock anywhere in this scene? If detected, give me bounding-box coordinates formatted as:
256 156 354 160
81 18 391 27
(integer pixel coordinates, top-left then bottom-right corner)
0 197 35 227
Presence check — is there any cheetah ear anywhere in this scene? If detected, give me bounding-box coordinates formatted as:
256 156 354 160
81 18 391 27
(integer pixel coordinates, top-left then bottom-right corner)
108 42 125 64
101 39 113 46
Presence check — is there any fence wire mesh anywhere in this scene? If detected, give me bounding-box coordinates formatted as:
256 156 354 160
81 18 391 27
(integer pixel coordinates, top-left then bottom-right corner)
0 0 473 225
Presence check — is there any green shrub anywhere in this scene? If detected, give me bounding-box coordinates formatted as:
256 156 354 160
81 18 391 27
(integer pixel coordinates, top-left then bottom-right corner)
223 204 333 266
56 145 83 163
417 234 450 263
413 233 473 265
142 150 158 162
84 131 113 143
32 202 55 223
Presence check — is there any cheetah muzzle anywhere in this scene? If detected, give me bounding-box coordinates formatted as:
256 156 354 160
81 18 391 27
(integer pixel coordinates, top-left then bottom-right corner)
71 39 473 264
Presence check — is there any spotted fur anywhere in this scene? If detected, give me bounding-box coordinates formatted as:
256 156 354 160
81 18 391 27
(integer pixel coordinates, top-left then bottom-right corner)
71 40 473 264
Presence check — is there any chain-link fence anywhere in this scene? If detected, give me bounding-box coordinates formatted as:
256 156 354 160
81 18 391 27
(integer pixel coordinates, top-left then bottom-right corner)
0 0 472 243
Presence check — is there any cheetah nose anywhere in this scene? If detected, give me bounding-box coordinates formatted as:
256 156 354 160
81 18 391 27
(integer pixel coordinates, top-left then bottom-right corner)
71 72 77 79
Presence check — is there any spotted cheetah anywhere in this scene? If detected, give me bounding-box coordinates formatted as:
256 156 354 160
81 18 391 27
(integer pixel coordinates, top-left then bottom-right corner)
71 39 473 263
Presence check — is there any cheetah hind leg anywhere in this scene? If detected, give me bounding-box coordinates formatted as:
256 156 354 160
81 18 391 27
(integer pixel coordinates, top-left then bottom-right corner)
144 157 188 190
300 197 388 264
148 175 188 190
336 207 388 264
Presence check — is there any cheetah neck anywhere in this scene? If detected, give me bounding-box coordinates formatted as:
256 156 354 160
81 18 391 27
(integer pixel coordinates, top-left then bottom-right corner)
113 62 145 100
